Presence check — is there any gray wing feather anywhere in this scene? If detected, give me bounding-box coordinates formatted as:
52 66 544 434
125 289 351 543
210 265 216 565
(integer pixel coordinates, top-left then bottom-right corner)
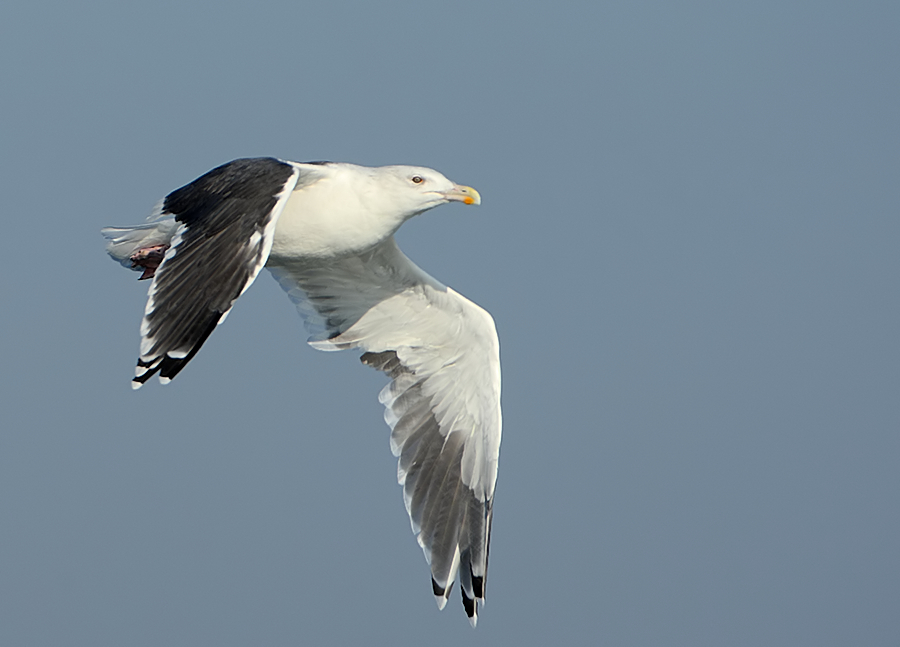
362 349 494 625
269 241 500 625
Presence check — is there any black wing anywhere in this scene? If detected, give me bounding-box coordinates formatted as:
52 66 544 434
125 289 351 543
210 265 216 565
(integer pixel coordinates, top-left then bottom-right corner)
134 157 300 387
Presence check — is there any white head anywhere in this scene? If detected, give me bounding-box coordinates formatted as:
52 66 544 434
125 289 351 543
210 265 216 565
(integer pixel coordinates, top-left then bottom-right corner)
358 164 481 220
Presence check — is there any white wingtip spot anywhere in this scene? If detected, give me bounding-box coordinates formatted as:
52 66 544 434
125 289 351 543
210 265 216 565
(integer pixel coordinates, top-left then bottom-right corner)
434 595 448 611
469 613 478 628
159 376 171 385
131 380 143 391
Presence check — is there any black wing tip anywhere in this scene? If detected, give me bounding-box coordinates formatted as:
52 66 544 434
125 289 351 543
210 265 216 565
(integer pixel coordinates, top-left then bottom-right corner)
133 357 160 387
158 356 190 381
135 313 221 387
461 587 476 622
435 575 480 625
432 578 455 610
472 574 484 601
132 354 189 387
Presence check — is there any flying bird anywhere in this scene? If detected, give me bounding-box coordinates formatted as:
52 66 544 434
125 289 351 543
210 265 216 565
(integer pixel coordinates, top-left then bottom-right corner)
102 157 501 625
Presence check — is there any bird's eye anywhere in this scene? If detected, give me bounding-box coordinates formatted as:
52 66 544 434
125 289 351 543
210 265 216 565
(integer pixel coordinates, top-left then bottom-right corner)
411 176 424 184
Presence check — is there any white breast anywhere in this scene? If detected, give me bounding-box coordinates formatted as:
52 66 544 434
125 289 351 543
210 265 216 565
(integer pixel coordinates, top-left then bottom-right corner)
270 168 404 261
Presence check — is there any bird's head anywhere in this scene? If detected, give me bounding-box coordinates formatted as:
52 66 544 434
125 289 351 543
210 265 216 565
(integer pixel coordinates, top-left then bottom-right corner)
373 165 481 218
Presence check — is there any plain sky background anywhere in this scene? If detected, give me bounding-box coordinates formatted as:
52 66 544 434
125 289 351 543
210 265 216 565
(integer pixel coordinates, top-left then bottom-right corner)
2 1 898 645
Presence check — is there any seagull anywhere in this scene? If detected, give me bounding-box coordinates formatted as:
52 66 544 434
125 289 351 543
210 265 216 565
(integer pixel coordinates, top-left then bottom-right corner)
102 157 501 625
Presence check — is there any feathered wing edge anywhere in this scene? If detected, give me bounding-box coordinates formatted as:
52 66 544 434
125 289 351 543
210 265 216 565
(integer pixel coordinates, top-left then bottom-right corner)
360 350 495 626
268 240 501 625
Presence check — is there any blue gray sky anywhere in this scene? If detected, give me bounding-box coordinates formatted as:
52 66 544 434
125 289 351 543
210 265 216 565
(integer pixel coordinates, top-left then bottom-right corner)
2 1 898 645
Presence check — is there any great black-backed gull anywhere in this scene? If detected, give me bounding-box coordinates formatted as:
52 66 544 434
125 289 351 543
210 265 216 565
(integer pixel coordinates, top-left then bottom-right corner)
102 157 501 625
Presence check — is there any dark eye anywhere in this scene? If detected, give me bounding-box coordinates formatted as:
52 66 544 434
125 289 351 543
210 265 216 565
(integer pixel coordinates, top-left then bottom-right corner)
411 175 424 184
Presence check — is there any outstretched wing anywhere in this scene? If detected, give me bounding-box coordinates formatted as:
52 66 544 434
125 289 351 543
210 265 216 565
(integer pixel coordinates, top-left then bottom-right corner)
269 238 502 625
132 158 303 388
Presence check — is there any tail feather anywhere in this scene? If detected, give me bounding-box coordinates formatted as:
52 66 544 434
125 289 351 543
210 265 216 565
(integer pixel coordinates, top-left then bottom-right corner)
102 219 178 271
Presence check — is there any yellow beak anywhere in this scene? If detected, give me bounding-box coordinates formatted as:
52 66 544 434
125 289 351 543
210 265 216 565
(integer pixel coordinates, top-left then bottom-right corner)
442 184 481 206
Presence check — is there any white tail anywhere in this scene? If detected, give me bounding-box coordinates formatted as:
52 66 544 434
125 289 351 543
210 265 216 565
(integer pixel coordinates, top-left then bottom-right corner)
101 219 178 271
